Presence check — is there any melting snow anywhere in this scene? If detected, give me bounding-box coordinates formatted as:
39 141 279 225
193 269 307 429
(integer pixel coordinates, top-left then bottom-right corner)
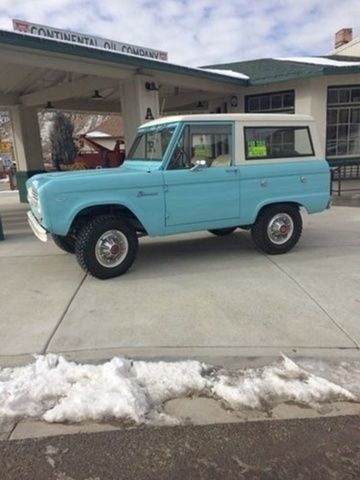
201 68 249 80
85 131 111 138
275 57 360 67
0 355 357 426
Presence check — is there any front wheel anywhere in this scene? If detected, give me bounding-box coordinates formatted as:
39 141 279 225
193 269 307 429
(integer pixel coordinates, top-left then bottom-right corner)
251 205 302 255
75 215 138 279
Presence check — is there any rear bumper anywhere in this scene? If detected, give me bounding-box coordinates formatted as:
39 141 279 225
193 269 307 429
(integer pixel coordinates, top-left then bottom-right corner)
27 211 48 242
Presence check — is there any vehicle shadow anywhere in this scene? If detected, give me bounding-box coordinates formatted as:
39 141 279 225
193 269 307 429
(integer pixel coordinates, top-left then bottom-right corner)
130 230 257 279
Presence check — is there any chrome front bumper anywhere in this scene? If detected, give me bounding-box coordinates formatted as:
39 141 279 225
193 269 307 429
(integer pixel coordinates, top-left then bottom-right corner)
27 211 48 242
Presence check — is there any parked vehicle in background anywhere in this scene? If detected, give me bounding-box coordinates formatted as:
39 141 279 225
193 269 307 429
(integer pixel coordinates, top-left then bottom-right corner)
26 114 331 279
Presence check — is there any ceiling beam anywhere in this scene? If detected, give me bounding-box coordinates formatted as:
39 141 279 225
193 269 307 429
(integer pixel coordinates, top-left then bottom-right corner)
0 92 19 106
162 91 224 110
20 77 119 106
50 98 121 114
147 70 244 95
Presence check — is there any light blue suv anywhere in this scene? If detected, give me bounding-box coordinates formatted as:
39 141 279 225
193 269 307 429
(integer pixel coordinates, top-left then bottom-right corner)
27 114 330 279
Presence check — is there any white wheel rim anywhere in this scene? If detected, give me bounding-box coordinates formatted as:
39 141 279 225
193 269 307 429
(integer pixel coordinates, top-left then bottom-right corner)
95 229 129 268
267 213 294 245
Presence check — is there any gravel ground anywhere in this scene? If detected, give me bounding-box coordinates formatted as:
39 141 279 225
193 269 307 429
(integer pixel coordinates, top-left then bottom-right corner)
1 415 360 480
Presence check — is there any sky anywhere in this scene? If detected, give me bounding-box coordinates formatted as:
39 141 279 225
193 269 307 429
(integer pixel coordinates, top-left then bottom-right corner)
0 0 359 66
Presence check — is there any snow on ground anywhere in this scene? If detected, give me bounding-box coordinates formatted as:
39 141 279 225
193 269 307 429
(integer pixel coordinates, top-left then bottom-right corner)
0 355 358 426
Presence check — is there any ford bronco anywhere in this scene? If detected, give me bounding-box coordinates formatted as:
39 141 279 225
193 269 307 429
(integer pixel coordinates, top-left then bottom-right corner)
27 114 330 279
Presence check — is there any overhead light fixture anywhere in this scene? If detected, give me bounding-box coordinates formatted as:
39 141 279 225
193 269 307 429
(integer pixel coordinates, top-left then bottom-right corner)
44 101 55 110
145 81 159 91
91 90 103 100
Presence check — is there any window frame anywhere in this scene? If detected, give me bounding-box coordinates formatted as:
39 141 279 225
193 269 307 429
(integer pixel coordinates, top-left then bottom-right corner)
326 84 360 159
126 123 178 163
245 90 295 114
243 125 315 161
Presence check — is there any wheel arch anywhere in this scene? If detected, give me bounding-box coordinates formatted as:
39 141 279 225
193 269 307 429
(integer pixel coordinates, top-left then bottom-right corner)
69 204 148 235
254 201 305 223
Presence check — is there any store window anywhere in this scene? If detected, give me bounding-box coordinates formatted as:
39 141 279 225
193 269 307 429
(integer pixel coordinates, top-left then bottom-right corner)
245 90 295 114
327 86 360 157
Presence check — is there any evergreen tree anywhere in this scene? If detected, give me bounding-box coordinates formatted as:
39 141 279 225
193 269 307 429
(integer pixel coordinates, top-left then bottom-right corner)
50 112 77 170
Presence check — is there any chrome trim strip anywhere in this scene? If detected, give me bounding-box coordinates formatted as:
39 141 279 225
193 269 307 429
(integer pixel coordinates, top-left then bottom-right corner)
27 211 48 242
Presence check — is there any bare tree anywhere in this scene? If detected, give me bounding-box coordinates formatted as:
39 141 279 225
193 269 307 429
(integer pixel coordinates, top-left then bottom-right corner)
50 112 77 170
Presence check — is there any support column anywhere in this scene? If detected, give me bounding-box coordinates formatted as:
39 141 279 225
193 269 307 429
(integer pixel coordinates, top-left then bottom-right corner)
10 106 44 202
295 79 327 158
120 76 160 148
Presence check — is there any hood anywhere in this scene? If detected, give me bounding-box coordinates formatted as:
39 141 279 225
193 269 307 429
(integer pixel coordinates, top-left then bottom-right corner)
27 161 163 194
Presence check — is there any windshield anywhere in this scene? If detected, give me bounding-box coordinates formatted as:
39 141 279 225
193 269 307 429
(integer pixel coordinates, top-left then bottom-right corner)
127 126 176 162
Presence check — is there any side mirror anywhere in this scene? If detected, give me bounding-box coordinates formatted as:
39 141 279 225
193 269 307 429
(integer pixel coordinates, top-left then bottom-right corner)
190 159 207 172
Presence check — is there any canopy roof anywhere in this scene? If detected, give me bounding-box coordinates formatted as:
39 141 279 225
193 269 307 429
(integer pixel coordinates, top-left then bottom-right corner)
207 56 360 86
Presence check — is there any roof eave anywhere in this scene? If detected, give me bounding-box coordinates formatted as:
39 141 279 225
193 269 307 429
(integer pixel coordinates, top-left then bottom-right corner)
0 30 249 86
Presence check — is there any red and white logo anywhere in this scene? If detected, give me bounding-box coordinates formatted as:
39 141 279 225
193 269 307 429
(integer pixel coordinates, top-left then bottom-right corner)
13 20 30 33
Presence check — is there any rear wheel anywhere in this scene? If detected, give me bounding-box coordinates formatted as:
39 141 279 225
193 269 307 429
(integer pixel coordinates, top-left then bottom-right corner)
51 234 76 253
251 204 302 255
208 227 236 236
75 215 138 279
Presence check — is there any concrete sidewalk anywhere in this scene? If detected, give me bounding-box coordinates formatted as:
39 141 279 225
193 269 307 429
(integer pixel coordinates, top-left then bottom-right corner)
1 191 360 367
1 191 360 441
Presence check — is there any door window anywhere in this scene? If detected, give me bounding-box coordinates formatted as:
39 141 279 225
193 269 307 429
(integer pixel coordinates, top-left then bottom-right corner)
167 124 232 170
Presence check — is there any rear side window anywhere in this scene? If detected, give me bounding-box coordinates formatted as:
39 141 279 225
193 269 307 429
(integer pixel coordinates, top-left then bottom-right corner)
244 126 314 160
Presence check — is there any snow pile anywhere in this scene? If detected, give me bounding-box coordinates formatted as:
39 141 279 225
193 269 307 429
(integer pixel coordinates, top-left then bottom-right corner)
297 358 360 399
0 355 357 426
0 355 207 425
211 355 355 411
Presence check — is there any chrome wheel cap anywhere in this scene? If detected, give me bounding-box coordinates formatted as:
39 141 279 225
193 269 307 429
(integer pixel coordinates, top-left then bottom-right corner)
95 230 129 268
267 213 294 245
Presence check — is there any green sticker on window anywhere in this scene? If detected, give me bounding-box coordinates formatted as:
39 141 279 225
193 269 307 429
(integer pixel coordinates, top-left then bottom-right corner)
194 144 211 158
247 140 267 158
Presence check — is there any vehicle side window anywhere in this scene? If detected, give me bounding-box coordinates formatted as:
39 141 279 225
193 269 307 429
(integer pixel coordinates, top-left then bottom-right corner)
167 124 232 170
244 126 314 160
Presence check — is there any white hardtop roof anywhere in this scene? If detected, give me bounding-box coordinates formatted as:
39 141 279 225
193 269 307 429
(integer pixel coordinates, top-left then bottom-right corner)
142 113 315 128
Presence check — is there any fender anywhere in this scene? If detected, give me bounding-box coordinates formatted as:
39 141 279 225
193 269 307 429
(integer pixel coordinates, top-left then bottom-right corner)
50 193 165 236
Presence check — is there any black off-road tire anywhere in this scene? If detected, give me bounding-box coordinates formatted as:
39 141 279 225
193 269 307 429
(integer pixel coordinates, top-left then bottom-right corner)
52 233 76 253
75 215 138 279
251 204 302 255
209 227 237 236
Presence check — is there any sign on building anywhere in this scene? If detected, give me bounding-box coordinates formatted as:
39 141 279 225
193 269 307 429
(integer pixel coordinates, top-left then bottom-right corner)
13 19 168 62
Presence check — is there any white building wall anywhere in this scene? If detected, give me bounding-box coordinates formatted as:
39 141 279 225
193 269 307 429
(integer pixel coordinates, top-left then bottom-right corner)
209 73 360 159
331 38 360 57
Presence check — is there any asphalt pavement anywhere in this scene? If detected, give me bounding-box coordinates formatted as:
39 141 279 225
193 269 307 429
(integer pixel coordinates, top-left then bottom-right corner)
1 415 360 480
